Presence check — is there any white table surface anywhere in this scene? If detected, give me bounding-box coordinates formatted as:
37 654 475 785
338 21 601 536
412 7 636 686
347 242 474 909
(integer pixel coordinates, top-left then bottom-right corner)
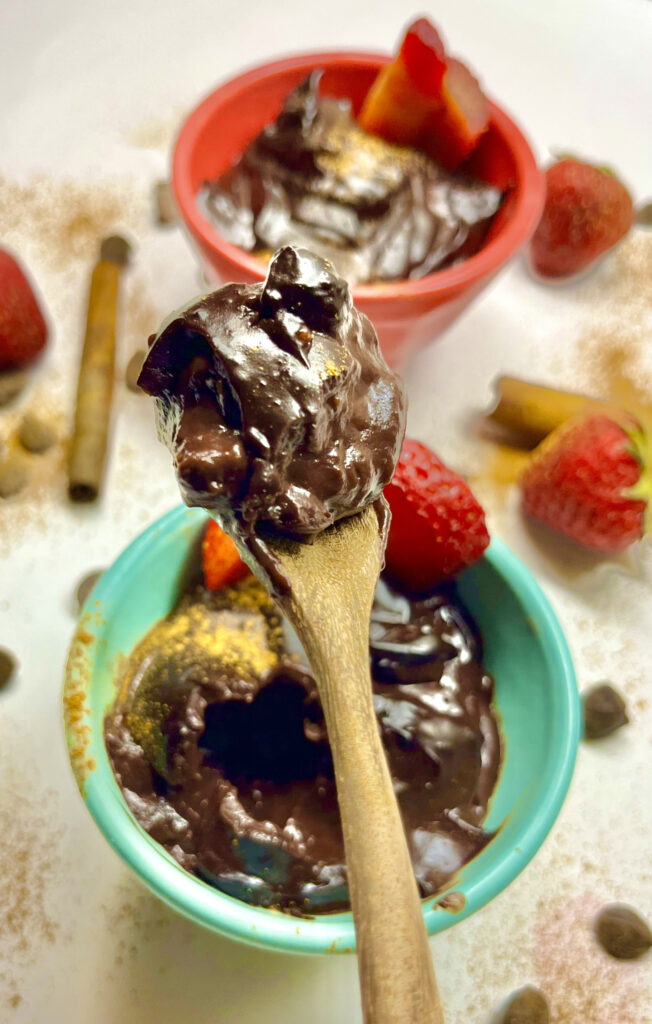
1 1 651 1021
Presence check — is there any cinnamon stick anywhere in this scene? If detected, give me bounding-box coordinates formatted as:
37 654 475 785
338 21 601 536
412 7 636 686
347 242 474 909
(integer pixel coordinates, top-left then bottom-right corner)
488 376 609 447
68 235 130 501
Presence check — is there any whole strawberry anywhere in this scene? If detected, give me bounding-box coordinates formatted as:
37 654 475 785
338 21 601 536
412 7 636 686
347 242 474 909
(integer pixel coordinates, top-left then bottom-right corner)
530 159 633 279
384 438 490 592
521 413 650 552
0 249 48 370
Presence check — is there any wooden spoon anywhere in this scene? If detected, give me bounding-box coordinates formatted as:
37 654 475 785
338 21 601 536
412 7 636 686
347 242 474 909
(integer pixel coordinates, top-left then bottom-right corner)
267 505 445 1024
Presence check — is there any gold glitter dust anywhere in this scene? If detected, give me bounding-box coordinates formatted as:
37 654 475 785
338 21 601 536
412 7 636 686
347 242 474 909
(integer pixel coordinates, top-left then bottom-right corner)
320 118 420 186
118 577 284 767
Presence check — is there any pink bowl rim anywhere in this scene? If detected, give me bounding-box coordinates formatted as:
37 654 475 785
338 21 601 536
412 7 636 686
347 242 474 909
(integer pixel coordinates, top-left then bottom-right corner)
172 50 545 303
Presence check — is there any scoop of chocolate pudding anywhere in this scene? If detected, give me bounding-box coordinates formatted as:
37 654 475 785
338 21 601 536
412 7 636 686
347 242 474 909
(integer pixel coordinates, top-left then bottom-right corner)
105 573 501 914
199 73 503 284
138 246 406 561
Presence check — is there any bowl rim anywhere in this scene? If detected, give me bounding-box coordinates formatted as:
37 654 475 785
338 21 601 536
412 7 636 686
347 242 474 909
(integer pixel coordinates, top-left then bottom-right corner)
64 505 580 955
171 50 545 303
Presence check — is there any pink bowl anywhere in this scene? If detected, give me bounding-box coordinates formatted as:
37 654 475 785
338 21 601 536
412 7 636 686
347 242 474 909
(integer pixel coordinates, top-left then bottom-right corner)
173 52 545 366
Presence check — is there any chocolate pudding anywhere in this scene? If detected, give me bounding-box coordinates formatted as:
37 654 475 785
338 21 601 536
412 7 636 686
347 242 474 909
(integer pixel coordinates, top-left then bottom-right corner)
199 74 503 285
138 246 406 585
105 572 501 914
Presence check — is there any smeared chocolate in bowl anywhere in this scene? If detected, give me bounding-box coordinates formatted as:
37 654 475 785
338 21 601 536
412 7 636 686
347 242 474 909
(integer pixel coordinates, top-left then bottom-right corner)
199 74 503 285
105 573 501 914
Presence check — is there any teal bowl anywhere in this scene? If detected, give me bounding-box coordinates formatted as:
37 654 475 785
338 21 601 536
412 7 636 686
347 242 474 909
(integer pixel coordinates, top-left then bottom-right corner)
63 505 580 954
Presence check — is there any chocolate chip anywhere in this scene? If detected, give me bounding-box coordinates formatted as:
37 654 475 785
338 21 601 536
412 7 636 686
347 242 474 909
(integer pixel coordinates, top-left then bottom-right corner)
0 457 28 498
17 412 56 453
0 648 17 690
500 986 549 1024
595 904 652 960
75 569 103 612
0 369 29 407
125 350 147 393
154 181 178 225
583 683 629 739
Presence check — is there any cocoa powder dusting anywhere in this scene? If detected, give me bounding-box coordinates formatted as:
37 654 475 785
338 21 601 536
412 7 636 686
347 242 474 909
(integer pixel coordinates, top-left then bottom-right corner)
0 174 161 551
570 231 652 415
471 229 652 517
123 280 162 359
0 729 62 1011
0 176 144 273
0 391 67 553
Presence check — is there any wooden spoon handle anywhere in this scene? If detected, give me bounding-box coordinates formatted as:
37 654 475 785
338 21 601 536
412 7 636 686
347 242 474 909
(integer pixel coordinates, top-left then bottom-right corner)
308 624 443 1023
274 509 444 1024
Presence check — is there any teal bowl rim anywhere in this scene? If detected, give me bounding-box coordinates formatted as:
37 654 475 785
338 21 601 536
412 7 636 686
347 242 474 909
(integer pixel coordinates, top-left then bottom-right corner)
64 505 580 955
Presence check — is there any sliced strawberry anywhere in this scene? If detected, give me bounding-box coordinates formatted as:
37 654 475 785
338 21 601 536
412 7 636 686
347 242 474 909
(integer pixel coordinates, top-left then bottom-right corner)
421 58 490 170
202 519 251 589
360 21 490 170
359 17 447 147
359 60 439 146
398 18 447 95
384 439 490 593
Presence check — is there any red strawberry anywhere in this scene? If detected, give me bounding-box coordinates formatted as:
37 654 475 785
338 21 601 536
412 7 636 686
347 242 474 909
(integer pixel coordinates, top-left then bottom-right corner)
359 19 489 171
0 249 48 370
530 159 634 279
399 17 448 95
520 413 650 552
384 438 490 592
202 519 250 590
359 18 447 147
421 58 490 170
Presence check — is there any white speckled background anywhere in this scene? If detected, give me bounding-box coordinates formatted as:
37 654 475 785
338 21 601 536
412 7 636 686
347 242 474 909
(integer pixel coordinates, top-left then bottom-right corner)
0 0 651 1021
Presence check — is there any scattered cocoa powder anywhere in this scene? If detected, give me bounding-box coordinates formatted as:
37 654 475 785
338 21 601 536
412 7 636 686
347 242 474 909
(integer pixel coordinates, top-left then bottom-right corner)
0 175 145 274
0 727 62 1007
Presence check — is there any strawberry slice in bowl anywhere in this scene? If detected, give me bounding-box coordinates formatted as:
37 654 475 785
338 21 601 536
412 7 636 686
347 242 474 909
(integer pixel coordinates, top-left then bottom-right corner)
421 58 490 171
359 16 490 171
358 18 448 147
